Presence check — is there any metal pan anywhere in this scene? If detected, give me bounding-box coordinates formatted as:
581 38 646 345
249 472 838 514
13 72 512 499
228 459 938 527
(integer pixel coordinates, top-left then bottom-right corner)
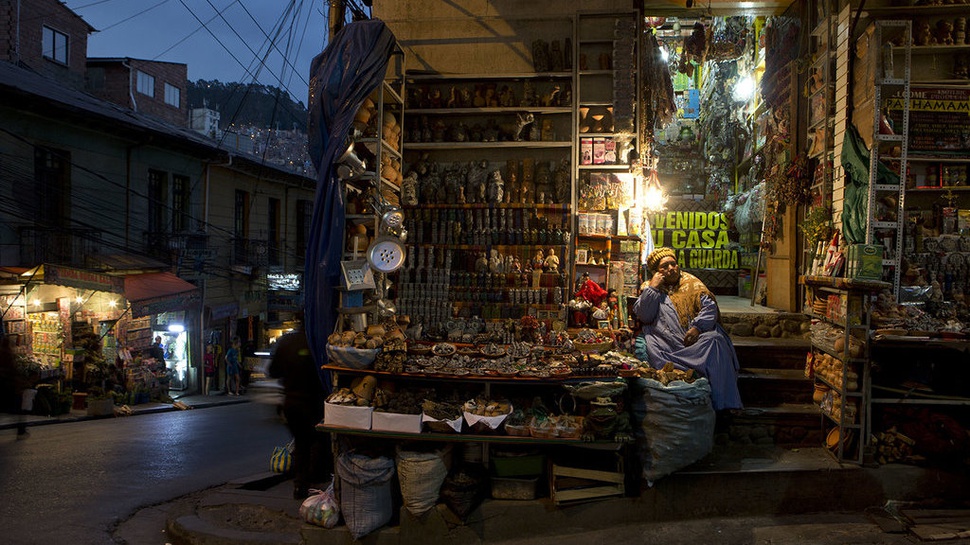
366 235 406 273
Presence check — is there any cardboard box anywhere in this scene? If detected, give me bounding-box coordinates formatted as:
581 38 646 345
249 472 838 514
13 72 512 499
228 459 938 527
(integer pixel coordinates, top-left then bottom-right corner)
847 244 883 281
371 411 422 434
580 138 593 165
592 138 606 164
324 402 372 430
603 139 616 164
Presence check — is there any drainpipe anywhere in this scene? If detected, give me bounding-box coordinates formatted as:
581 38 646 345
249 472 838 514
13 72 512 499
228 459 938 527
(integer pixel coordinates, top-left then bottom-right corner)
14 0 21 62
201 153 233 393
123 59 137 112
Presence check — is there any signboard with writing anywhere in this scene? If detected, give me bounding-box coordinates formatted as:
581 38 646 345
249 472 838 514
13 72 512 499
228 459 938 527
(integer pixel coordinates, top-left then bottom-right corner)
646 210 739 270
44 265 125 293
884 87 970 155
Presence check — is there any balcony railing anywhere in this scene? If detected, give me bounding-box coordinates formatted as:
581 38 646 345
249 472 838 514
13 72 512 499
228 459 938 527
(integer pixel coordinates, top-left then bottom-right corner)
143 232 210 264
231 237 269 267
20 227 102 268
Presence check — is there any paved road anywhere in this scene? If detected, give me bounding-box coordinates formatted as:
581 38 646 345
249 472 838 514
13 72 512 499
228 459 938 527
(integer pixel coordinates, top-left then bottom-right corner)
0 401 288 545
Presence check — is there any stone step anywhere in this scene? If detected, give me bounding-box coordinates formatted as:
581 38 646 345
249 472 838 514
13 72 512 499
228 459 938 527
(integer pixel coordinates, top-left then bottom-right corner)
738 367 814 407
302 444 970 545
733 337 810 371
719 403 824 448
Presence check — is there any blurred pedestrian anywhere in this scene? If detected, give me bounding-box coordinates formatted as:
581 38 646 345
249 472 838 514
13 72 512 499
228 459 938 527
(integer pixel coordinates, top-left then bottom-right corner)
1 335 28 439
225 337 242 396
268 312 330 499
203 344 217 395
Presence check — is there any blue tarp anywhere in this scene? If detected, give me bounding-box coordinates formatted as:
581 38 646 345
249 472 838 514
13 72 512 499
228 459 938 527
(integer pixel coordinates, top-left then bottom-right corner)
305 20 397 391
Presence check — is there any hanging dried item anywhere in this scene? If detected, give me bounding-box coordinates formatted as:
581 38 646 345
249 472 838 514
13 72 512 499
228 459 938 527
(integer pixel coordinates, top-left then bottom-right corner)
678 22 710 76
639 32 676 140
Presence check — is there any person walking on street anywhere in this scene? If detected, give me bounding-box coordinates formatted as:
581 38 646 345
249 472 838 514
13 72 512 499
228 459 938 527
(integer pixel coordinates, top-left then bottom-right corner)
203 344 217 395
269 313 330 499
225 337 242 396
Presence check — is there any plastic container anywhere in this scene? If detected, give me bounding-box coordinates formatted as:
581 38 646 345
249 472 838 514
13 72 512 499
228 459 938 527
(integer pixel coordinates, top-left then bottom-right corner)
490 476 539 500
491 454 545 477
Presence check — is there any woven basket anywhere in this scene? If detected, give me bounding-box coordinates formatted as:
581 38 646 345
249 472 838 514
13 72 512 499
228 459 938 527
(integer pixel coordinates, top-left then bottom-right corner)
326 344 380 369
574 341 613 353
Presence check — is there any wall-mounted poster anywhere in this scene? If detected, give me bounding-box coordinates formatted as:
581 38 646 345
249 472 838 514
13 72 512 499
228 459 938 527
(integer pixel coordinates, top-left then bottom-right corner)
885 87 970 156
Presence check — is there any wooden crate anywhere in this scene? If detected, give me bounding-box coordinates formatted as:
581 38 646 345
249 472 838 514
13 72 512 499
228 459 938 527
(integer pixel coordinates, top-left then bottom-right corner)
550 456 624 505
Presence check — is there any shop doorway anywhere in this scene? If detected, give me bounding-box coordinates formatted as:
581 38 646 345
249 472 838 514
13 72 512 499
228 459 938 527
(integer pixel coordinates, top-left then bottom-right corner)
153 327 189 390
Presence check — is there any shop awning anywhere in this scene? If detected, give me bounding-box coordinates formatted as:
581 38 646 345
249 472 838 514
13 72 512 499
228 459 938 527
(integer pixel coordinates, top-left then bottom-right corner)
17 264 126 293
124 272 201 318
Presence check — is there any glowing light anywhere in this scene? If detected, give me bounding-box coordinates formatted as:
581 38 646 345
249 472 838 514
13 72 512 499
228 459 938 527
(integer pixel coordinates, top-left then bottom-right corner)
643 170 668 212
32 299 41 307
108 300 117 308
660 45 669 62
75 296 84 304
733 75 756 102
168 324 185 333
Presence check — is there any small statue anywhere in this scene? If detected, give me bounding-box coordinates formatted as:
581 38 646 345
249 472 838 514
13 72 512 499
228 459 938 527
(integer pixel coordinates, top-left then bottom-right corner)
499 85 516 108
549 41 564 72
555 157 571 204
489 249 503 273
459 87 473 108
443 163 464 204
544 247 560 273
401 171 419 206
532 39 550 72
475 252 489 273
520 81 537 107
466 159 488 204
500 112 535 142
540 85 561 108
421 162 442 204
532 249 545 271
582 397 632 443
487 170 505 204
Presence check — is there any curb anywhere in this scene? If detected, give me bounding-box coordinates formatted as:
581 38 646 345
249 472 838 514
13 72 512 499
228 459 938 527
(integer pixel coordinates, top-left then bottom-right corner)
167 514 301 545
0 397 250 430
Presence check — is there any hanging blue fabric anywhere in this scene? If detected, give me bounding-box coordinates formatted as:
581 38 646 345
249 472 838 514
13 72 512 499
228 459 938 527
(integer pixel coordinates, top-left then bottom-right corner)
305 20 397 392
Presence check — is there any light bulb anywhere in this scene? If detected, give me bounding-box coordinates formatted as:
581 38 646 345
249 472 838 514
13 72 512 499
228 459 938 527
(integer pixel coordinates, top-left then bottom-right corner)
733 75 756 102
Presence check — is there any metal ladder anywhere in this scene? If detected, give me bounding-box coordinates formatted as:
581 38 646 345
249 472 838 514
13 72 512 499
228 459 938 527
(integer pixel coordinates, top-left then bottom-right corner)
865 20 911 300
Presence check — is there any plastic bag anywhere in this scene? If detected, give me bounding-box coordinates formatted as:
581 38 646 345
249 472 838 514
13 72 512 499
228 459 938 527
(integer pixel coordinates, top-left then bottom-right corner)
270 440 294 473
396 445 450 517
631 377 715 484
439 464 488 519
337 452 395 540
299 482 340 528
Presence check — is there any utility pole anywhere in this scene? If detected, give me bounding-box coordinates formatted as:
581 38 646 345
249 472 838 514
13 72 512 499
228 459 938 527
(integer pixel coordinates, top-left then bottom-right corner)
328 0 346 42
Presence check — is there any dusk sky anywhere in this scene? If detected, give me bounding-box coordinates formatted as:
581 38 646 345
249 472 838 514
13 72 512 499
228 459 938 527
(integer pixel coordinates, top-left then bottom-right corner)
63 0 337 106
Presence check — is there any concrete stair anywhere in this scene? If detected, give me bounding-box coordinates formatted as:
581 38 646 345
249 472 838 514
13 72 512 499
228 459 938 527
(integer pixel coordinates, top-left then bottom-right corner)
729 331 820 448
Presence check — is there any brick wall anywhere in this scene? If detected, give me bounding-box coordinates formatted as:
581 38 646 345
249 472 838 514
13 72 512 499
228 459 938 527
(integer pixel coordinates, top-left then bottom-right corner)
88 58 189 127
0 0 90 89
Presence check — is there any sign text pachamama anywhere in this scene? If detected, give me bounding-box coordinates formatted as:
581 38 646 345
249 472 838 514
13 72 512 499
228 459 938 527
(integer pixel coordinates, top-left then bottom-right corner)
647 210 738 269
884 87 970 154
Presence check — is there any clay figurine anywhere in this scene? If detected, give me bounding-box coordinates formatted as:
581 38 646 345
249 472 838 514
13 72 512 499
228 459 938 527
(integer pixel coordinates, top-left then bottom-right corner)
543 247 560 273
487 170 505 204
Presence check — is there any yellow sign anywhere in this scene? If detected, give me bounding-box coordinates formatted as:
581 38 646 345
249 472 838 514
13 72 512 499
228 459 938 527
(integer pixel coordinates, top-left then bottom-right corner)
647 211 739 269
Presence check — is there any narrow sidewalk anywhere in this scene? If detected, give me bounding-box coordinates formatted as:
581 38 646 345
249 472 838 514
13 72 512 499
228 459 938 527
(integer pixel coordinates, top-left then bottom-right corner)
0 391 253 430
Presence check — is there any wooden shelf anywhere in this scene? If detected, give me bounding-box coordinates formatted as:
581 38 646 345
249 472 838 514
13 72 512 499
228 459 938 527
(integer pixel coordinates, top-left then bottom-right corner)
317 425 626 446
407 72 572 81
407 107 571 115
401 203 570 210
406 141 571 150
